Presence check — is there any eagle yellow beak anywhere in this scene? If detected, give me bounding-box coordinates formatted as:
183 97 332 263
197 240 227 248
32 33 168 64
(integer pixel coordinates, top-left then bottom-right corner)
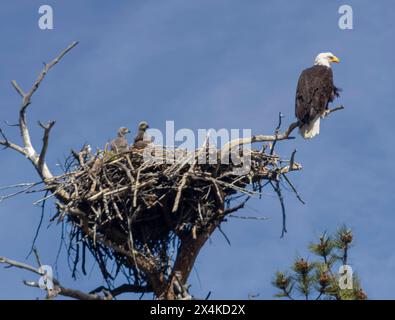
331 56 340 63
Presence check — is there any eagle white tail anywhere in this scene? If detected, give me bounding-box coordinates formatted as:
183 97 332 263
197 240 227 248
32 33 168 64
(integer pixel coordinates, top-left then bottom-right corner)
300 116 320 139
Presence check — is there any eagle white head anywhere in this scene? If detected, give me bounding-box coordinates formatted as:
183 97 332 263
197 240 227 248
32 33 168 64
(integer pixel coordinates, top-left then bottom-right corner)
314 52 340 68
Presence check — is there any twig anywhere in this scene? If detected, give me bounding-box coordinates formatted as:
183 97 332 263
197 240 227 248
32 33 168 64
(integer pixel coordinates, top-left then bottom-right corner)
38 121 56 173
90 284 152 297
221 106 344 152
33 248 42 267
222 197 250 216
27 191 49 259
218 225 231 246
0 256 42 276
282 174 305 205
229 214 268 220
270 112 284 155
0 128 26 155
271 181 287 238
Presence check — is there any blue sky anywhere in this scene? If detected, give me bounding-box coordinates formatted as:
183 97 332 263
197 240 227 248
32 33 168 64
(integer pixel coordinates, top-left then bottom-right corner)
0 0 394 299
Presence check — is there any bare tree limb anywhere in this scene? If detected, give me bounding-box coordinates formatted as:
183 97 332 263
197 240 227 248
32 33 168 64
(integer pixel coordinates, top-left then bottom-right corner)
19 41 79 108
11 80 25 98
229 214 269 220
0 256 42 276
24 280 103 300
271 181 287 238
279 149 302 173
90 283 153 298
223 196 250 216
221 106 344 152
38 120 56 173
0 128 27 156
6 41 79 183
3 120 20 128
0 255 103 300
270 112 284 155
282 174 305 205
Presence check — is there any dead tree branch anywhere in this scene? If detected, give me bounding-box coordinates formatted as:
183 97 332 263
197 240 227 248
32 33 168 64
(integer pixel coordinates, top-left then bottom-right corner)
38 121 56 173
221 106 344 152
0 255 102 300
1 41 78 190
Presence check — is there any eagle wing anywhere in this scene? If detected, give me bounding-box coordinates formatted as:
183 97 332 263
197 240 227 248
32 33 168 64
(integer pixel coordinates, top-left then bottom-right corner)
295 66 334 125
111 137 128 152
132 130 150 149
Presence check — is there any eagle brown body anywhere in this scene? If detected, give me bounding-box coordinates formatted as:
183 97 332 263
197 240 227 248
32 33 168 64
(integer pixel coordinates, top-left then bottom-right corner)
132 121 150 149
295 52 340 139
110 127 130 153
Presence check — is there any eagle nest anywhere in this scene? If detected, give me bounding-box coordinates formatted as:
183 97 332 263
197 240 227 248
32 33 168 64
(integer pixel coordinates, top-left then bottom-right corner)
48 144 301 285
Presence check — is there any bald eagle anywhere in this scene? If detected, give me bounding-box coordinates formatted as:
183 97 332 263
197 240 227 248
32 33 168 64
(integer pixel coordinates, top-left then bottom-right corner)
110 127 131 153
295 52 340 139
132 121 150 149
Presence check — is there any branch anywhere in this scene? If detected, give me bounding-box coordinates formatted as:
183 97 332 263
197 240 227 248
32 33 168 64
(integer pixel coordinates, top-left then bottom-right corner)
221 120 297 153
90 283 153 298
0 128 27 156
270 112 284 155
0 256 42 276
0 255 102 300
24 280 103 300
325 105 345 115
229 214 268 220
9 41 79 182
282 173 305 205
38 121 56 173
222 196 250 216
221 106 344 152
271 181 287 238
279 149 302 173
19 41 79 108
11 80 25 98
